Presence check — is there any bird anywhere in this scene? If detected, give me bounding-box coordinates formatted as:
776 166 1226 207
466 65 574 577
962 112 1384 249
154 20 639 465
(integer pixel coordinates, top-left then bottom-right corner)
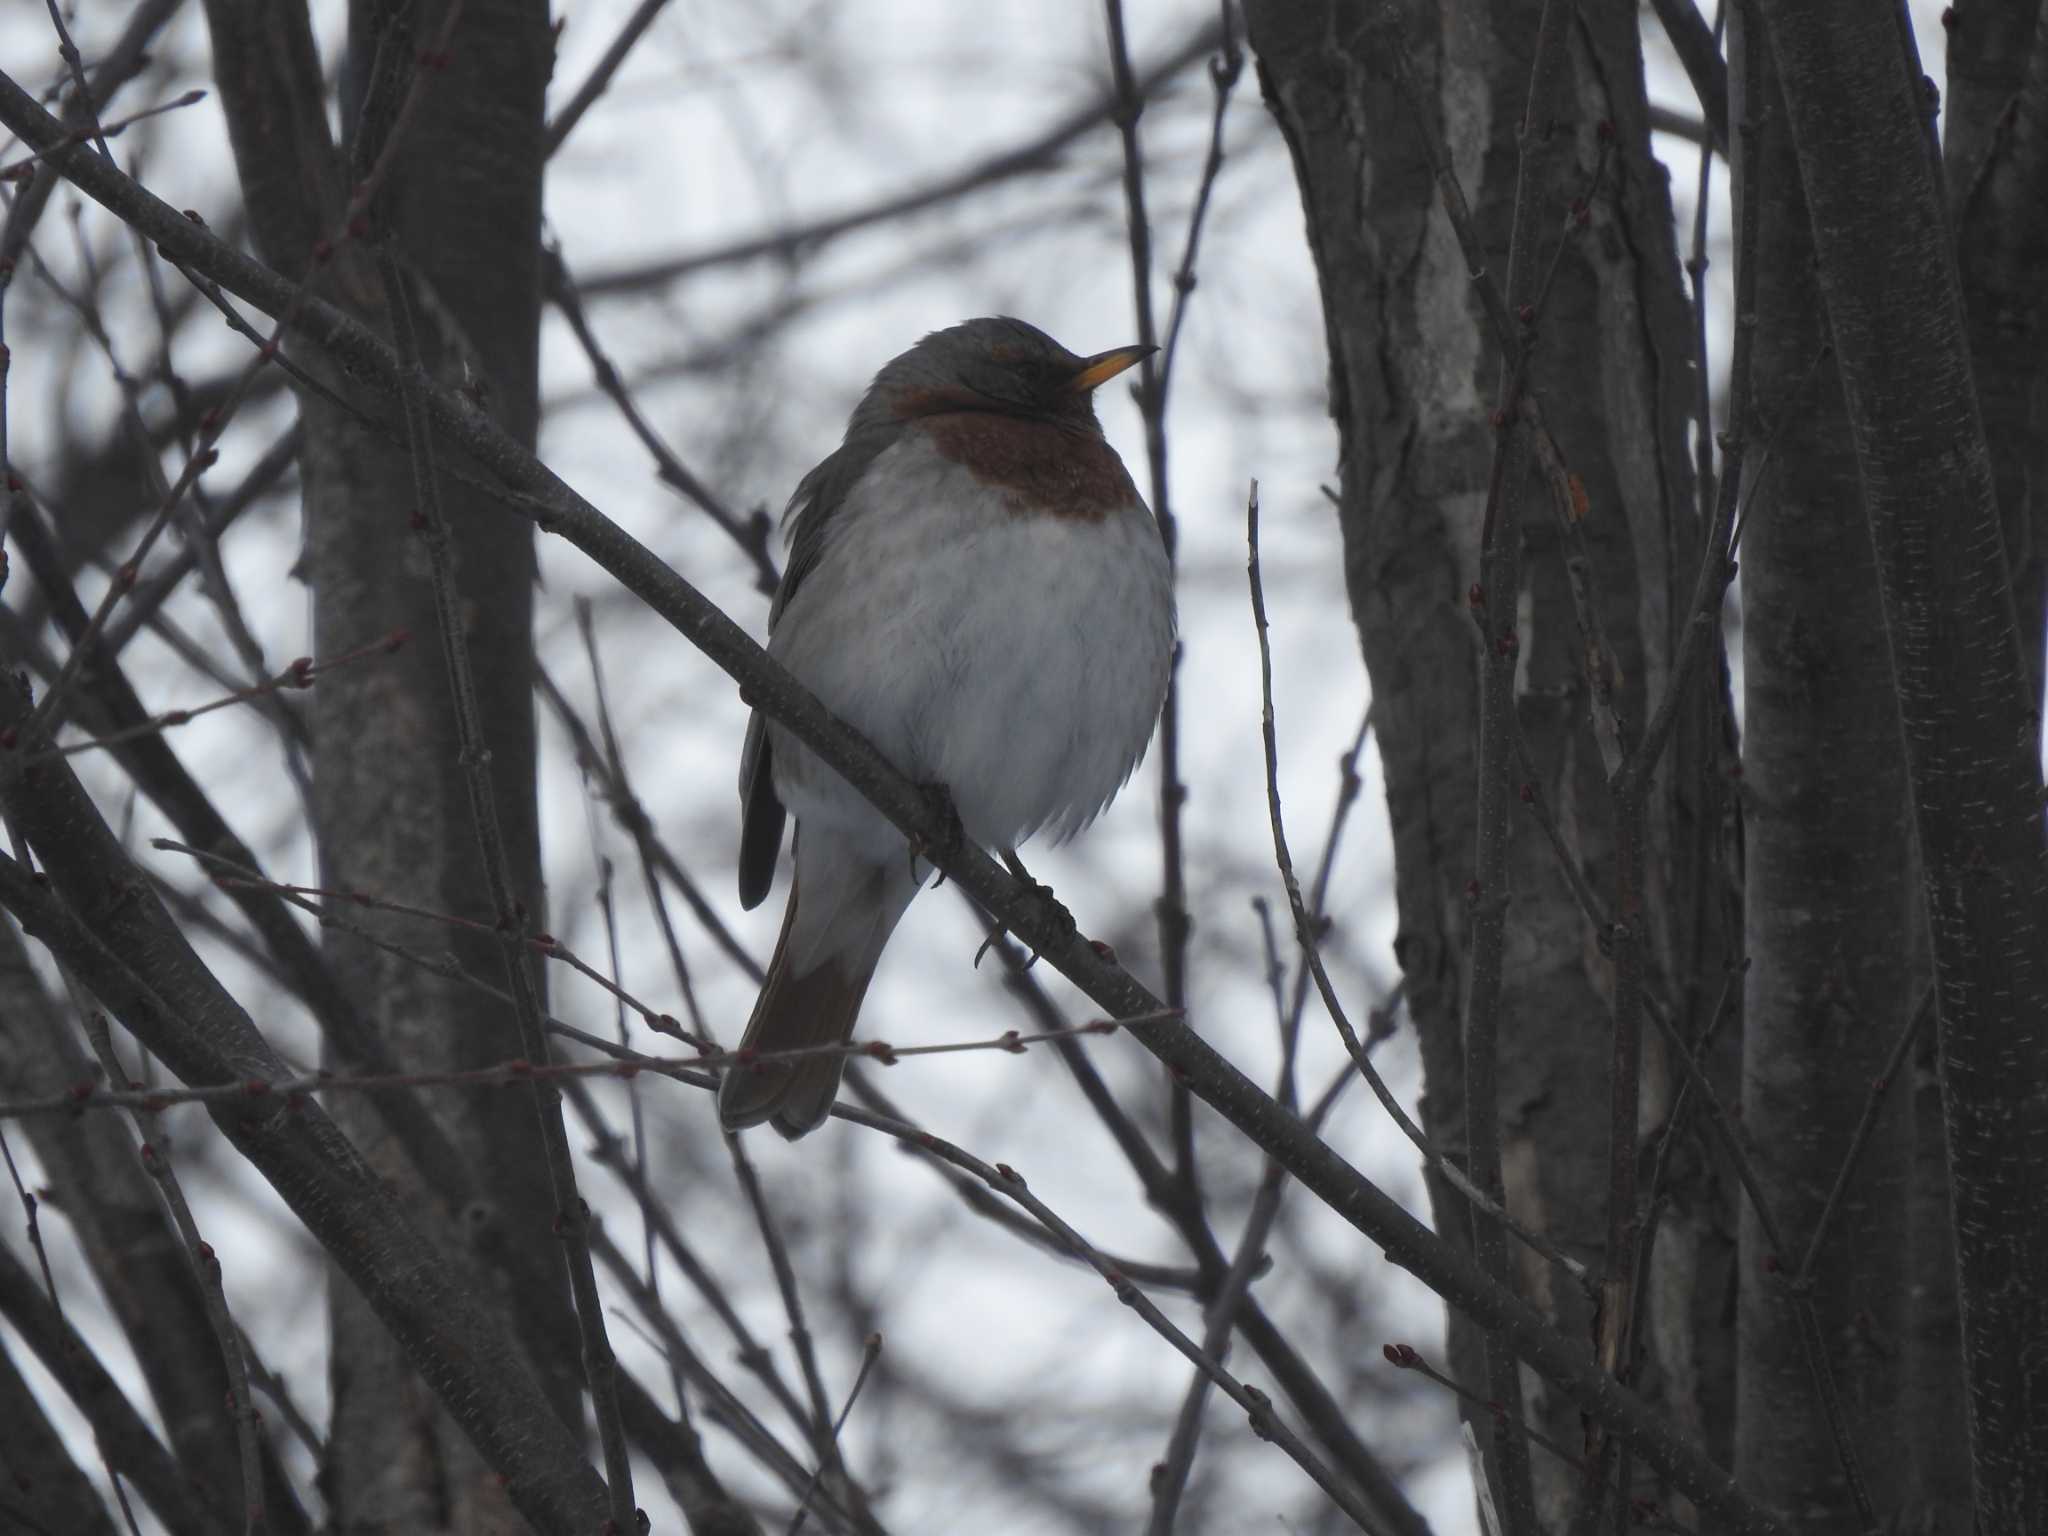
718 316 1176 1139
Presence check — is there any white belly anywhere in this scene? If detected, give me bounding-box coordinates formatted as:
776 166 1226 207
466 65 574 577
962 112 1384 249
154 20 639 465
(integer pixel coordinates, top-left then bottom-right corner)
767 432 1174 859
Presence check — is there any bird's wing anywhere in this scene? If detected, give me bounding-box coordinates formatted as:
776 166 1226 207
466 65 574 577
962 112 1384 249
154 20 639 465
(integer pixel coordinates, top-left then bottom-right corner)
737 712 783 909
738 431 894 907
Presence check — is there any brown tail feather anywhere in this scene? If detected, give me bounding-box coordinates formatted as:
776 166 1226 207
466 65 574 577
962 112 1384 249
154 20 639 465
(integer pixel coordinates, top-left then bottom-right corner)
717 875 880 1139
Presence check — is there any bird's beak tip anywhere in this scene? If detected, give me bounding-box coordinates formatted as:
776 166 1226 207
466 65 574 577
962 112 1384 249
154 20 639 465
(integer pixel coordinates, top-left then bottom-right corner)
1067 344 1156 394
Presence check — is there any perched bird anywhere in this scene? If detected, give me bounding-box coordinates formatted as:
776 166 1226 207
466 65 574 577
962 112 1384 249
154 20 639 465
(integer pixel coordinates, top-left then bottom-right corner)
719 317 1175 1138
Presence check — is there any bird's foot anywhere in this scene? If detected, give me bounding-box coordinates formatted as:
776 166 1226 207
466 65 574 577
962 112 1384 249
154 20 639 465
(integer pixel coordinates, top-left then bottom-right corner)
910 781 966 886
998 849 1078 965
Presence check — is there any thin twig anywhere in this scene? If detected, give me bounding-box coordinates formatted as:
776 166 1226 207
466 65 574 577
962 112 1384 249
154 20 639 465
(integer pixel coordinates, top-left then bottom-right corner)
0 89 204 180
48 203 305 794
575 20 1224 295
839 1099 1395 1534
840 1069 1211 1294
154 838 699 1044
98 426 301 664
0 1016 1145 1120
726 1131 854 1502
544 0 675 156
23 0 460 736
537 665 764 986
1101 0 1201 1191
1792 986 1935 1288
570 609 664 1326
1383 1342 1590 1478
36 635 396 761
788 1334 884 1536
567 618 714 1036
589 1230 872 1536
545 246 778 591
559 1080 825 1436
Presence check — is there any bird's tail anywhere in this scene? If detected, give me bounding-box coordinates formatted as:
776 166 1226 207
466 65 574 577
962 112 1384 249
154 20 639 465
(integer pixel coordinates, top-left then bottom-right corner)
717 831 922 1139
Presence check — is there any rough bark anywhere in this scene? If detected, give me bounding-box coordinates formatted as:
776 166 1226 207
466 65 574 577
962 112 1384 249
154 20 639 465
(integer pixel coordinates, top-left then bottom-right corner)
1902 4 2048 1522
1753 1 2048 1524
1244 1 1716 1522
1905 1016 1972 1534
200 1 570 1528
1729 13 1914 1527
324 5 566 1529
1945 0 2048 695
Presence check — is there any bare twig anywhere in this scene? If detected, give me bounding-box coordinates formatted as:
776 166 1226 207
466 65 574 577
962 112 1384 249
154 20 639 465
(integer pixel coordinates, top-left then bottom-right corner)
37 635 396 761
725 1131 858 1508
0 88 205 181
838 1098 1395 1534
1100 0 1201 1189
590 1229 872 1536
544 0 676 156
157 842 698 1046
1793 986 1935 1288
0 1239 229 1536
545 246 778 591
788 1334 884 1536
537 665 764 985
576 20 1224 295
0 1021 1140 1123
1383 1342 1590 1478
98 426 301 664
22 1 462 737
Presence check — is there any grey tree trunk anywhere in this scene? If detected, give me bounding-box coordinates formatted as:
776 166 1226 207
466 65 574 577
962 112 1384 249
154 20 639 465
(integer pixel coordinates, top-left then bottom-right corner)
1945 0 2048 696
1729 11 1915 1527
1245 1 1721 1524
1906 4 2048 1521
200 1 568 1528
1754 0 2048 1523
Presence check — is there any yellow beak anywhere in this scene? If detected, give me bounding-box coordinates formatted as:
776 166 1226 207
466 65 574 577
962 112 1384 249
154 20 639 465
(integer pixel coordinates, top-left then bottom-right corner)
1066 344 1156 394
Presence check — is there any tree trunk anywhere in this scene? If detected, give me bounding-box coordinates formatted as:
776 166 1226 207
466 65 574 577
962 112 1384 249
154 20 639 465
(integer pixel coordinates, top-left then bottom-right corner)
1753 1 2048 1524
1728 11 1914 1527
1245 1 1718 1523
201 1 567 1528
1945 0 2048 696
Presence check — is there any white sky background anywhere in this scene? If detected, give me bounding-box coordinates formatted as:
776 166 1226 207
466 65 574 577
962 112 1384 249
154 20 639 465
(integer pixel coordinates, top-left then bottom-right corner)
0 2 1955 1533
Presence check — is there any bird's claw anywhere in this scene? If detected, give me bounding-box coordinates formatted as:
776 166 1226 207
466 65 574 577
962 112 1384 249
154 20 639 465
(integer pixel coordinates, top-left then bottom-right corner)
909 781 966 885
1000 849 1078 952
